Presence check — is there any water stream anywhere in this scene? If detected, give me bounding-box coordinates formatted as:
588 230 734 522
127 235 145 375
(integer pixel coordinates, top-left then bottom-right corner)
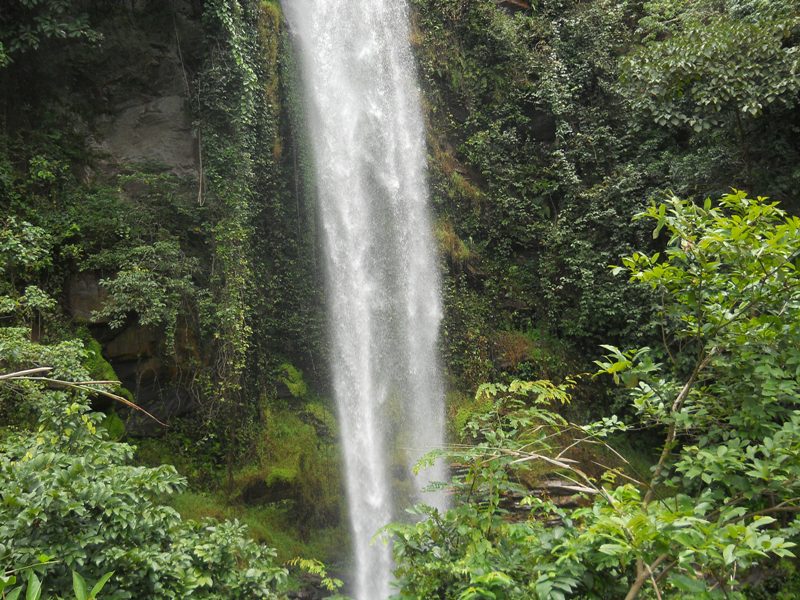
282 1 447 597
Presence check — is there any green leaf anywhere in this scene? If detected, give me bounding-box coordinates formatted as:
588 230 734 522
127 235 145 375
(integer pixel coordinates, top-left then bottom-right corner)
723 544 736 565
752 517 776 529
25 572 41 600
73 571 88 600
605 361 630 374
598 543 626 556
89 571 114 599
0 575 17 592
670 573 706 593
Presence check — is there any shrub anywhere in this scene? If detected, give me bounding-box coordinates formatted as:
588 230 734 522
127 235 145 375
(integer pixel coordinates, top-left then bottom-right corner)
0 328 288 599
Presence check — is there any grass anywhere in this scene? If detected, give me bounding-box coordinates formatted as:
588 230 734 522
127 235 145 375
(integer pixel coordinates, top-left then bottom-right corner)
169 490 347 565
132 396 346 568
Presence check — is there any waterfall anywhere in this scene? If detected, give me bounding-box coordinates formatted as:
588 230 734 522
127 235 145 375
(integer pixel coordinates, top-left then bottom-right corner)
282 0 448 597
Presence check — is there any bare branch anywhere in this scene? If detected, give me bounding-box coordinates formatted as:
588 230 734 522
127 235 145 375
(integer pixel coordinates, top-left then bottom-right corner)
2 369 166 427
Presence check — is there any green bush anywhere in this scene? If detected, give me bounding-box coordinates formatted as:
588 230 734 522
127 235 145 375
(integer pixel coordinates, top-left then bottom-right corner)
0 329 288 599
390 192 800 598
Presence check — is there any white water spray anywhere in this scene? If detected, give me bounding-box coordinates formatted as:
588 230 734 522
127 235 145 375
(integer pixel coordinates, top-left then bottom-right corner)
282 1 448 597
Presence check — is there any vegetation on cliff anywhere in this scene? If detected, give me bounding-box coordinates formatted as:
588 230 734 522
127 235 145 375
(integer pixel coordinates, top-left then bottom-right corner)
0 0 798 597
390 192 800 598
1 0 336 596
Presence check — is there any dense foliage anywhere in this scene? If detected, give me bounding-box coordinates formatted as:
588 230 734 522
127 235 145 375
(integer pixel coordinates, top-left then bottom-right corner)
1 1 338 596
0 0 325 454
0 0 100 68
412 0 800 393
0 320 288 598
2 0 800 596
390 192 800 598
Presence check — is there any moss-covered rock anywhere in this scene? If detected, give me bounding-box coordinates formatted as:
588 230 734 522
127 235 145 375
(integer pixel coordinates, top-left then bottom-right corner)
77 328 135 404
234 399 342 532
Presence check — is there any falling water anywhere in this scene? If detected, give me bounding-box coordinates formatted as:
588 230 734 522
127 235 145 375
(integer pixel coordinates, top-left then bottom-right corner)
282 0 447 597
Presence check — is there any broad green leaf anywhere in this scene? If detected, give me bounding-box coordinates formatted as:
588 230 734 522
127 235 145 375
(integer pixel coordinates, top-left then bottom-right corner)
25 572 41 600
723 544 736 565
89 571 114 598
670 573 706 593
598 543 626 556
73 571 88 600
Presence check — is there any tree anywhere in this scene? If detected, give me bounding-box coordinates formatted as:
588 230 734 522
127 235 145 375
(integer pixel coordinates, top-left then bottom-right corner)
623 1 800 131
390 191 800 598
0 0 101 68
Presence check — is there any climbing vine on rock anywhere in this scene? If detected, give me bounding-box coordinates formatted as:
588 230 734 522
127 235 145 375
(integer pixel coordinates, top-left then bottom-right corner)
196 0 261 415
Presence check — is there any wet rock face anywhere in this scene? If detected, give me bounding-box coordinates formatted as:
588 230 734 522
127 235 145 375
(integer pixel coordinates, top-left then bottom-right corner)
66 271 195 433
66 272 109 323
102 323 198 435
84 0 202 176
105 325 160 362
124 384 193 436
96 94 196 175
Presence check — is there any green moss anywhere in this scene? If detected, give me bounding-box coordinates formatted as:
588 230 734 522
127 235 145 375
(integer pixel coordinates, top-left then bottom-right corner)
449 171 482 206
278 362 308 399
251 405 342 529
169 490 346 564
436 219 474 268
170 491 229 521
266 466 297 487
260 410 310 478
135 397 342 533
76 328 135 403
302 400 338 437
258 0 283 110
